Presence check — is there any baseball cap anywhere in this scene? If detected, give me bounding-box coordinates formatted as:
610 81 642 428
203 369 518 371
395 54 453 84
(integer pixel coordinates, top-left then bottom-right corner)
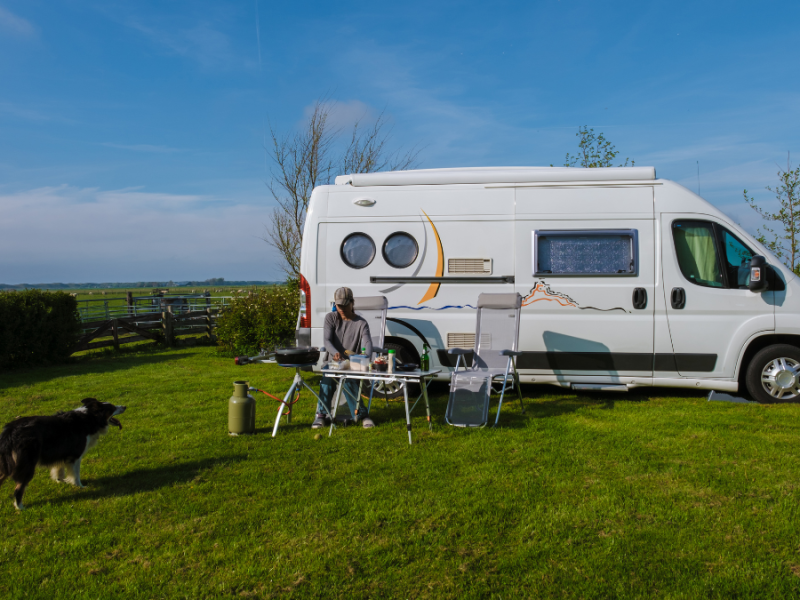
334 287 354 306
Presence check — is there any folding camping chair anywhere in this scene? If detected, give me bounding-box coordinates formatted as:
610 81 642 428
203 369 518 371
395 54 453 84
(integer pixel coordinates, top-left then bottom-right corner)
445 293 526 427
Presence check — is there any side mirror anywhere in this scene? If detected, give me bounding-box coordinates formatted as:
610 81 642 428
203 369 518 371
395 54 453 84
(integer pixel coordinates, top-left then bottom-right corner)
749 255 769 292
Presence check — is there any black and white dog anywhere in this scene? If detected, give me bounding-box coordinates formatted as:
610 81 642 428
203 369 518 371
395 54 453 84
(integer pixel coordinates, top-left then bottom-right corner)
0 398 126 510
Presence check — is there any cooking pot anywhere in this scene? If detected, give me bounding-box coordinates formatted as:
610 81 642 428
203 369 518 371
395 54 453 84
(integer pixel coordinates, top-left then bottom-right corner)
274 347 320 366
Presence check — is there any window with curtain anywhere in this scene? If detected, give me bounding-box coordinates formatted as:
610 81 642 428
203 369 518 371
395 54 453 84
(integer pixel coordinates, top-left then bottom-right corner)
672 221 724 288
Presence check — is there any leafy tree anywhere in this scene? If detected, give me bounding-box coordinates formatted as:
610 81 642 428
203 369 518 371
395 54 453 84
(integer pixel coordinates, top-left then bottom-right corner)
744 154 800 275
265 99 420 278
561 126 634 168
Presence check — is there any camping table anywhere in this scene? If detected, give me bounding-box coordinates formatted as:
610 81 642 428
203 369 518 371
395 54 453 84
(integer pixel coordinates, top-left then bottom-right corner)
270 362 331 438
321 367 442 445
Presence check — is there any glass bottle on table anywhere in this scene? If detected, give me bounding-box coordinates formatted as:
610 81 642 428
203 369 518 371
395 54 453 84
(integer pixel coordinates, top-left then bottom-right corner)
420 344 430 371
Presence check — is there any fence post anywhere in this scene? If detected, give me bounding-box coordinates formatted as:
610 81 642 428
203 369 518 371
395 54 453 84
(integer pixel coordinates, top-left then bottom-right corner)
126 292 133 316
112 319 119 350
163 307 174 346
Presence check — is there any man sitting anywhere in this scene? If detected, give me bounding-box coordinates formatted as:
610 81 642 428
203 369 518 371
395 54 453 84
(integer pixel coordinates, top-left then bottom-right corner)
313 287 375 429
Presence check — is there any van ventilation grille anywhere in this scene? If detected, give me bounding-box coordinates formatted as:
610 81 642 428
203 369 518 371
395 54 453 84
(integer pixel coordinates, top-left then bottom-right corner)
448 258 492 275
447 333 490 349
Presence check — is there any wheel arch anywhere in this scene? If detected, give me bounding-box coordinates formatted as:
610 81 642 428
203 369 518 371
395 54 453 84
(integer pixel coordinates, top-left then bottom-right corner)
737 334 800 392
384 335 422 364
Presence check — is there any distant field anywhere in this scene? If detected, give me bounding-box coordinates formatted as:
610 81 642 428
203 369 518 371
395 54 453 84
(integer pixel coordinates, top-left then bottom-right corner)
64 285 283 302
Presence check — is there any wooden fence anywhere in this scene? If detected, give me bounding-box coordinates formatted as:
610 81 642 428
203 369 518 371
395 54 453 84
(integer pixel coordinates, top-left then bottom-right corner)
72 307 219 354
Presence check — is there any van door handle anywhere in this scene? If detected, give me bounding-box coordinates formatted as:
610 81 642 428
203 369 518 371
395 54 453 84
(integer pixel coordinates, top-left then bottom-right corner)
671 287 686 309
632 288 647 309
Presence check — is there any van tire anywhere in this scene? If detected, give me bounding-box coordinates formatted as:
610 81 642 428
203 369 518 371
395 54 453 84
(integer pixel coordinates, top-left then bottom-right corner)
745 344 800 403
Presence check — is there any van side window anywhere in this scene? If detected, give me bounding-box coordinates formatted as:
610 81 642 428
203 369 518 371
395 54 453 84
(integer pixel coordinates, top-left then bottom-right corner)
672 220 757 289
340 233 376 269
719 227 754 289
533 229 638 276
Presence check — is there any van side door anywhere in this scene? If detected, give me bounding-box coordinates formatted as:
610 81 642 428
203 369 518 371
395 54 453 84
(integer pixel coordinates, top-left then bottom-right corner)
515 186 656 378
660 215 775 378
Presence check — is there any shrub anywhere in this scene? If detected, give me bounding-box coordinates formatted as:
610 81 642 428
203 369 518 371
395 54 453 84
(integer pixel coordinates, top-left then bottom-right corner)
0 290 82 368
215 285 299 356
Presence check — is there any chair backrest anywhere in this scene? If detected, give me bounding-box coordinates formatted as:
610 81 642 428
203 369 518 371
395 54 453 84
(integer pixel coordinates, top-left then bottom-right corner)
353 296 388 353
472 292 522 370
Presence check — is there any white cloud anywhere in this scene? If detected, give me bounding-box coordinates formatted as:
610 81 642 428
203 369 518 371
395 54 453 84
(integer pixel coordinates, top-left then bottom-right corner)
0 185 280 283
126 18 250 69
0 6 35 37
302 99 377 131
333 43 529 167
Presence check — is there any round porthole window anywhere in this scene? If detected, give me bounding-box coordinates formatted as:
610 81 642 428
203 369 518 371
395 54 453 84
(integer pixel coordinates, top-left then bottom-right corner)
383 232 419 269
340 233 376 269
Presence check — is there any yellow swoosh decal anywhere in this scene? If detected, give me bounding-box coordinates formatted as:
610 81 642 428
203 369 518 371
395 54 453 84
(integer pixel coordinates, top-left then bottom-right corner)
418 210 443 304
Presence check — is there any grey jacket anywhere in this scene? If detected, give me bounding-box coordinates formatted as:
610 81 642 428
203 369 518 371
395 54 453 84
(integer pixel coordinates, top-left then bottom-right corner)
323 311 373 357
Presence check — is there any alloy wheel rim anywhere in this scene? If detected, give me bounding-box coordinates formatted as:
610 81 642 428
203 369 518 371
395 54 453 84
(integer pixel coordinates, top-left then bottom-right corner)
761 357 800 399
372 380 404 398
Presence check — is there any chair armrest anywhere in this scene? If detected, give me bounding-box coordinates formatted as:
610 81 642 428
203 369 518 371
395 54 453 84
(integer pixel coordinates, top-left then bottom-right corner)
448 348 473 355
501 350 522 357
372 347 386 354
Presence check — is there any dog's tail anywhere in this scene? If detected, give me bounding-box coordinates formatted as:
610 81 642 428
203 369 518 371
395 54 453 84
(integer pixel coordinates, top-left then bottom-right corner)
0 424 15 485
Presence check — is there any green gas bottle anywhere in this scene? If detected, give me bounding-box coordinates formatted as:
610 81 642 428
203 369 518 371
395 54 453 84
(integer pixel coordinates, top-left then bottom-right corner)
228 380 255 435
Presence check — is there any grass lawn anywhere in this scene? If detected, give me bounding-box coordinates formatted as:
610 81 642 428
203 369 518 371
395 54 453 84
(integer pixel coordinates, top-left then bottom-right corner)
1 346 799 599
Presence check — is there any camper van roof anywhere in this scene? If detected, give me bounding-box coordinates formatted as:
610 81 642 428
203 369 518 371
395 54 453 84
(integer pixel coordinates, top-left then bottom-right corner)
334 166 656 187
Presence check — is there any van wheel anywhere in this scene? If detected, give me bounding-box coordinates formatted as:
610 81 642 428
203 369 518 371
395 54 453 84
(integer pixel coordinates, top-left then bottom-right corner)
368 339 420 401
746 344 800 403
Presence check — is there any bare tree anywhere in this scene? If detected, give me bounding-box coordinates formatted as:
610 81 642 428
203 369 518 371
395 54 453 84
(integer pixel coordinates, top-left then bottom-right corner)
744 153 800 275
342 111 418 175
265 100 420 278
561 126 634 168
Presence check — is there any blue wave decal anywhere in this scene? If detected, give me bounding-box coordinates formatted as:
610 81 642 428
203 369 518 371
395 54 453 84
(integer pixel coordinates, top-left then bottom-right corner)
389 305 477 310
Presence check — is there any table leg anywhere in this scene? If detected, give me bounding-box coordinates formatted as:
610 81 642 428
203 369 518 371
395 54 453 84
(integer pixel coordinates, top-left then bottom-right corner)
403 379 412 445
410 378 433 414
272 375 299 438
422 376 433 431
367 378 376 414
329 377 344 438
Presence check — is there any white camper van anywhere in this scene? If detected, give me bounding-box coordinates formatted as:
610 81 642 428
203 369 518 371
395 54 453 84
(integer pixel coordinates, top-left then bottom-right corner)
296 166 799 404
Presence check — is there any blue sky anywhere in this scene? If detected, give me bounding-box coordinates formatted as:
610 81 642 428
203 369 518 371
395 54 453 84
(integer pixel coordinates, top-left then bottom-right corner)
1 0 798 283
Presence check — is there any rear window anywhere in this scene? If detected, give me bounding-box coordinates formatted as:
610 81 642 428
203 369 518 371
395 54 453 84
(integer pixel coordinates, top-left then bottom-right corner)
340 233 376 269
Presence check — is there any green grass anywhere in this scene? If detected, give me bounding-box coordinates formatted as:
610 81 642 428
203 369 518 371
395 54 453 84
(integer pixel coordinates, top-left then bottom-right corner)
1 346 800 598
